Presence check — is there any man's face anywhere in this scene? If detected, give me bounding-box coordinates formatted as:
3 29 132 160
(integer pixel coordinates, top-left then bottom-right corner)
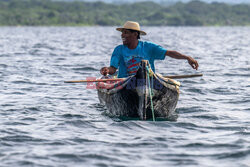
121 29 138 45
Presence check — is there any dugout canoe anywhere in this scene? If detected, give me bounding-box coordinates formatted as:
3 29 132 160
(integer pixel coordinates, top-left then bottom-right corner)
97 60 180 120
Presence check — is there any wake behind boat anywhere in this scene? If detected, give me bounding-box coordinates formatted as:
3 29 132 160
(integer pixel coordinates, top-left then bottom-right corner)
97 60 180 120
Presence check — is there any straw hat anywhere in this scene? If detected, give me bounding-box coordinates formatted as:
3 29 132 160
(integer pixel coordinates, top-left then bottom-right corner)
116 21 147 35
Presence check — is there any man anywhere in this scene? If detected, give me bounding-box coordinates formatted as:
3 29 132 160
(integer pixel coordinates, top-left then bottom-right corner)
100 21 199 78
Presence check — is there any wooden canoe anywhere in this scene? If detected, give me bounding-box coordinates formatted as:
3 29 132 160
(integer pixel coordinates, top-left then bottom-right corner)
97 60 180 120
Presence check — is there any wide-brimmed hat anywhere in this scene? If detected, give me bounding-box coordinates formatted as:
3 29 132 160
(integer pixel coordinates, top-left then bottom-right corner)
116 21 147 35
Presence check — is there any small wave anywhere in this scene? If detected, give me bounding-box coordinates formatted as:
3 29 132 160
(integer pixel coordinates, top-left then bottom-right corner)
233 131 250 135
224 73 250 77
177 106 208 114
45 141 67 146
11 80 31 84
32 43 56 51
114 141 166 148
192 114 219 120
179 142 241 149
225 99 250 104
210 87 235 95
167 158 198 166
70 137 95 144
52 153 84 161
60 113 86 119
0 64 8 68
1 135 47 142
0 153 4 157
72 67 97 71
216 149 250 159
185 87 205 94
207 125 246 131
11 80 47 85
174 122 199 128
4 122 29 126
25 107 41 112
110 121 153 132
79 153 119 161
51 153 119 163
21 117 37 121
0 54 11 57
63 120 97 128
9 91 25 95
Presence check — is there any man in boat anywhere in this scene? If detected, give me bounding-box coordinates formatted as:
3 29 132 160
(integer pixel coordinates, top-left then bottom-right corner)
100 21 199 78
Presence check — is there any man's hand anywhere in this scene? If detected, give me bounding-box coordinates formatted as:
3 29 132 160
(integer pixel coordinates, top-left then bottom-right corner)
187 56 199 70
100 67 109 76
165 50 199 70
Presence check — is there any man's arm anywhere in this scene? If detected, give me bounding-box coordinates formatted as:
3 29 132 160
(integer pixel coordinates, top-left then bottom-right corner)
100 66 117 76
165 50 199 70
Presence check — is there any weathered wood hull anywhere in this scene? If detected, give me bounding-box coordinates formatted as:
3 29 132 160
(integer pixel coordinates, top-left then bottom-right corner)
97 61 180 120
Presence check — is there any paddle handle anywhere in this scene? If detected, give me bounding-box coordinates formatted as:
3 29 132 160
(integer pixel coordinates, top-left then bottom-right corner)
64 78 124 83
64 74 203 83
164 74 203 79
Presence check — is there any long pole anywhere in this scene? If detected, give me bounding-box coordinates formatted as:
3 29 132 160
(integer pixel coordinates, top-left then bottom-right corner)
64 74 203 83
163 74 203 79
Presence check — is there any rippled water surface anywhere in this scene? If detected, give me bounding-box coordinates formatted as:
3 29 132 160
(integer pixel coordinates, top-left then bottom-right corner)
0 26 249 167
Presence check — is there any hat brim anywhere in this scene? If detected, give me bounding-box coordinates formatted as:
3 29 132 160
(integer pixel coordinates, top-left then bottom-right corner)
116 28 147 35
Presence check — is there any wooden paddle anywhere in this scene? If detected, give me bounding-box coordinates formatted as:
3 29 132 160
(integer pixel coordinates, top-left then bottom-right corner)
64 74 203 83
64 78 124 83
163 73 203 79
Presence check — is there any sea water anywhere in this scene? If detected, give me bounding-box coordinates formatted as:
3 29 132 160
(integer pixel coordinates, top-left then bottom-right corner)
0 26 249 167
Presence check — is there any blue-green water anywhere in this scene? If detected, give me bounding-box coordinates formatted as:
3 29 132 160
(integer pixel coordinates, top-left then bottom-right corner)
0 27 249 167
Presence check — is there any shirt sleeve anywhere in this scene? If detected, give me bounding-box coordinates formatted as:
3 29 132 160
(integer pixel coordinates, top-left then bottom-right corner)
147 41 167 60
110 45 122 68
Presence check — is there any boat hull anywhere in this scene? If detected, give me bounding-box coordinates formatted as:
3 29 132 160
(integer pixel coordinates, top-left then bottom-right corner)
97 61 180 120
